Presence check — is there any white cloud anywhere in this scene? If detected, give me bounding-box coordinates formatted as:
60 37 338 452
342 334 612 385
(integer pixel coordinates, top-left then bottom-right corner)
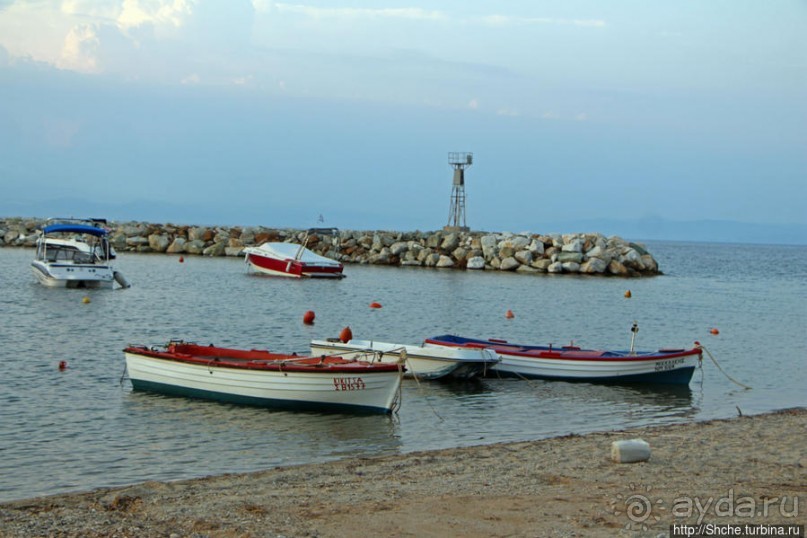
479 15 605 28
270 3 445 21
181 73 200 84
575 112 589 121
58 23 100 73
497 107 520 117
117 0 194 31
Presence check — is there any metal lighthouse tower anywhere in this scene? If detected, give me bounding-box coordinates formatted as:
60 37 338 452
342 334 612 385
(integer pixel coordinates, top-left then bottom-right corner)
444 152 472 232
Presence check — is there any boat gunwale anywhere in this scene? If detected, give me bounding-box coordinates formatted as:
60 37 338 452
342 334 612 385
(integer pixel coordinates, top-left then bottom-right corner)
424 336 702 363
124 346 402 374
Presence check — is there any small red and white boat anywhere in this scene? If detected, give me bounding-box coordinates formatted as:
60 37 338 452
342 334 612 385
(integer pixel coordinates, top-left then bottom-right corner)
243 228 345 279
123 341 403 414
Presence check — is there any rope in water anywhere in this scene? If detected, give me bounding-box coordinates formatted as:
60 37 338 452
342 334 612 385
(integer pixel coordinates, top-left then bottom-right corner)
698 344 752 390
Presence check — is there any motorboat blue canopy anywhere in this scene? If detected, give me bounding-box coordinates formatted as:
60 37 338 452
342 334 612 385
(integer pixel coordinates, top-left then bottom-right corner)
42 224 108 236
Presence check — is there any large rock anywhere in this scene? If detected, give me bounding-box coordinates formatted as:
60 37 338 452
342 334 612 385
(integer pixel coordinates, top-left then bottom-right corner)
557 251 583 264
561 261 580 273
390 242 409 256
148 233 170 253
499 257 520 271
530 259 552 271
166 237 187 253
514 250 533 265
500 236 530 251
480 235 498 258
529 239 545 256
126 236 149 247
441 233 459 252
608 259 630 276
424 253 441 266
203 242 227 256
580 257 608 274
435 255 454 268
426 232 442 249
466 256 485 270
184 239 207 254
561 238 584 253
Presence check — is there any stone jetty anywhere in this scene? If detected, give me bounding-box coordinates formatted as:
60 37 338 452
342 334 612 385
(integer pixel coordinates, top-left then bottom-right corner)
0 218 661 276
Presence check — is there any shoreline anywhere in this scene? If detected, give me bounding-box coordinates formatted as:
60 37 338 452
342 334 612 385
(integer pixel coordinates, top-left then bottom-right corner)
2 408 804 537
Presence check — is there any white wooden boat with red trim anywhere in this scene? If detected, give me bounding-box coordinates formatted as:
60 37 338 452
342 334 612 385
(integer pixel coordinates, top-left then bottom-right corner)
309 338 500 380
424 324 702 385
123 341 403 414
243 228 345 279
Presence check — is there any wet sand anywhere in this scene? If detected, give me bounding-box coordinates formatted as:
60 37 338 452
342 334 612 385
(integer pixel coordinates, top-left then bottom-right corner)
1 408 804 537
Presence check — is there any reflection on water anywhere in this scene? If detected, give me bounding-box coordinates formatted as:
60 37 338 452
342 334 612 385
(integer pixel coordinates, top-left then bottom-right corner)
0 243 804 502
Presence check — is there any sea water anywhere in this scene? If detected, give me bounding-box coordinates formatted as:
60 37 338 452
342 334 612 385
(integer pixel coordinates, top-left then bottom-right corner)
0 241 804 502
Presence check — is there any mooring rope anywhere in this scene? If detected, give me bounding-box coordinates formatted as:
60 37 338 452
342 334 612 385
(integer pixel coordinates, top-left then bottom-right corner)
401 350 445 422
698 344 752 390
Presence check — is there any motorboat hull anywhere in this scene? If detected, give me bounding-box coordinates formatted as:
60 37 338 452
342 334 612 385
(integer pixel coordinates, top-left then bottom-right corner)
310 339 499 380
123 344 402 414
424 335 701 385
31 260 115 289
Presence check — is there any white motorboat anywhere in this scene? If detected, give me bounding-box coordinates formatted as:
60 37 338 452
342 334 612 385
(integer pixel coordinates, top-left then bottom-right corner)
31 218 130 289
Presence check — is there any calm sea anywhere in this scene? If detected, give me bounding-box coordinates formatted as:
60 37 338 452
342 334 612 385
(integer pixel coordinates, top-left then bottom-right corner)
0 241 805 502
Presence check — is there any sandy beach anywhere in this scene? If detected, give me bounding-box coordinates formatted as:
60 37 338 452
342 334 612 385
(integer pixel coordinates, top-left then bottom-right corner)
1 408 804 537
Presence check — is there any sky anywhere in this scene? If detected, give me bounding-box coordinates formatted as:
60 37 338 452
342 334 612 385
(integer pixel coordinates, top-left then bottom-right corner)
0 1 805 243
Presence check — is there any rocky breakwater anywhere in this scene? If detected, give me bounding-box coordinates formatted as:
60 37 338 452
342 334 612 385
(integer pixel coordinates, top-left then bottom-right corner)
0 217 660 276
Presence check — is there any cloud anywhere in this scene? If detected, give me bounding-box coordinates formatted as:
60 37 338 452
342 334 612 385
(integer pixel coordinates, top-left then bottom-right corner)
58 23 100 73
117 0 194 31
479 15 605 28
181 73 200 84
268 3 446 21
497 107 520 117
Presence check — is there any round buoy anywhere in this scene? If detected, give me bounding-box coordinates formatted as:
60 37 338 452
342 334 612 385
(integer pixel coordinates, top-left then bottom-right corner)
505 309 515 319
370 302 382 309
303 310 315 325
58 360 68 370
82 296 91 304
179 256 184 263
339 326 353 343
710 328 720 335
624 290 632 298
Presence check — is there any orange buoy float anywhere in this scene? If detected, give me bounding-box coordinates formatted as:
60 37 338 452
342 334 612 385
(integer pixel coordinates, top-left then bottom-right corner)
58 360 68 370
179 256 184 263
339 326 353 343
369 302 382 309
710 328 720 335
505 309 515 319
624 290 632 298
303 310 315 325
